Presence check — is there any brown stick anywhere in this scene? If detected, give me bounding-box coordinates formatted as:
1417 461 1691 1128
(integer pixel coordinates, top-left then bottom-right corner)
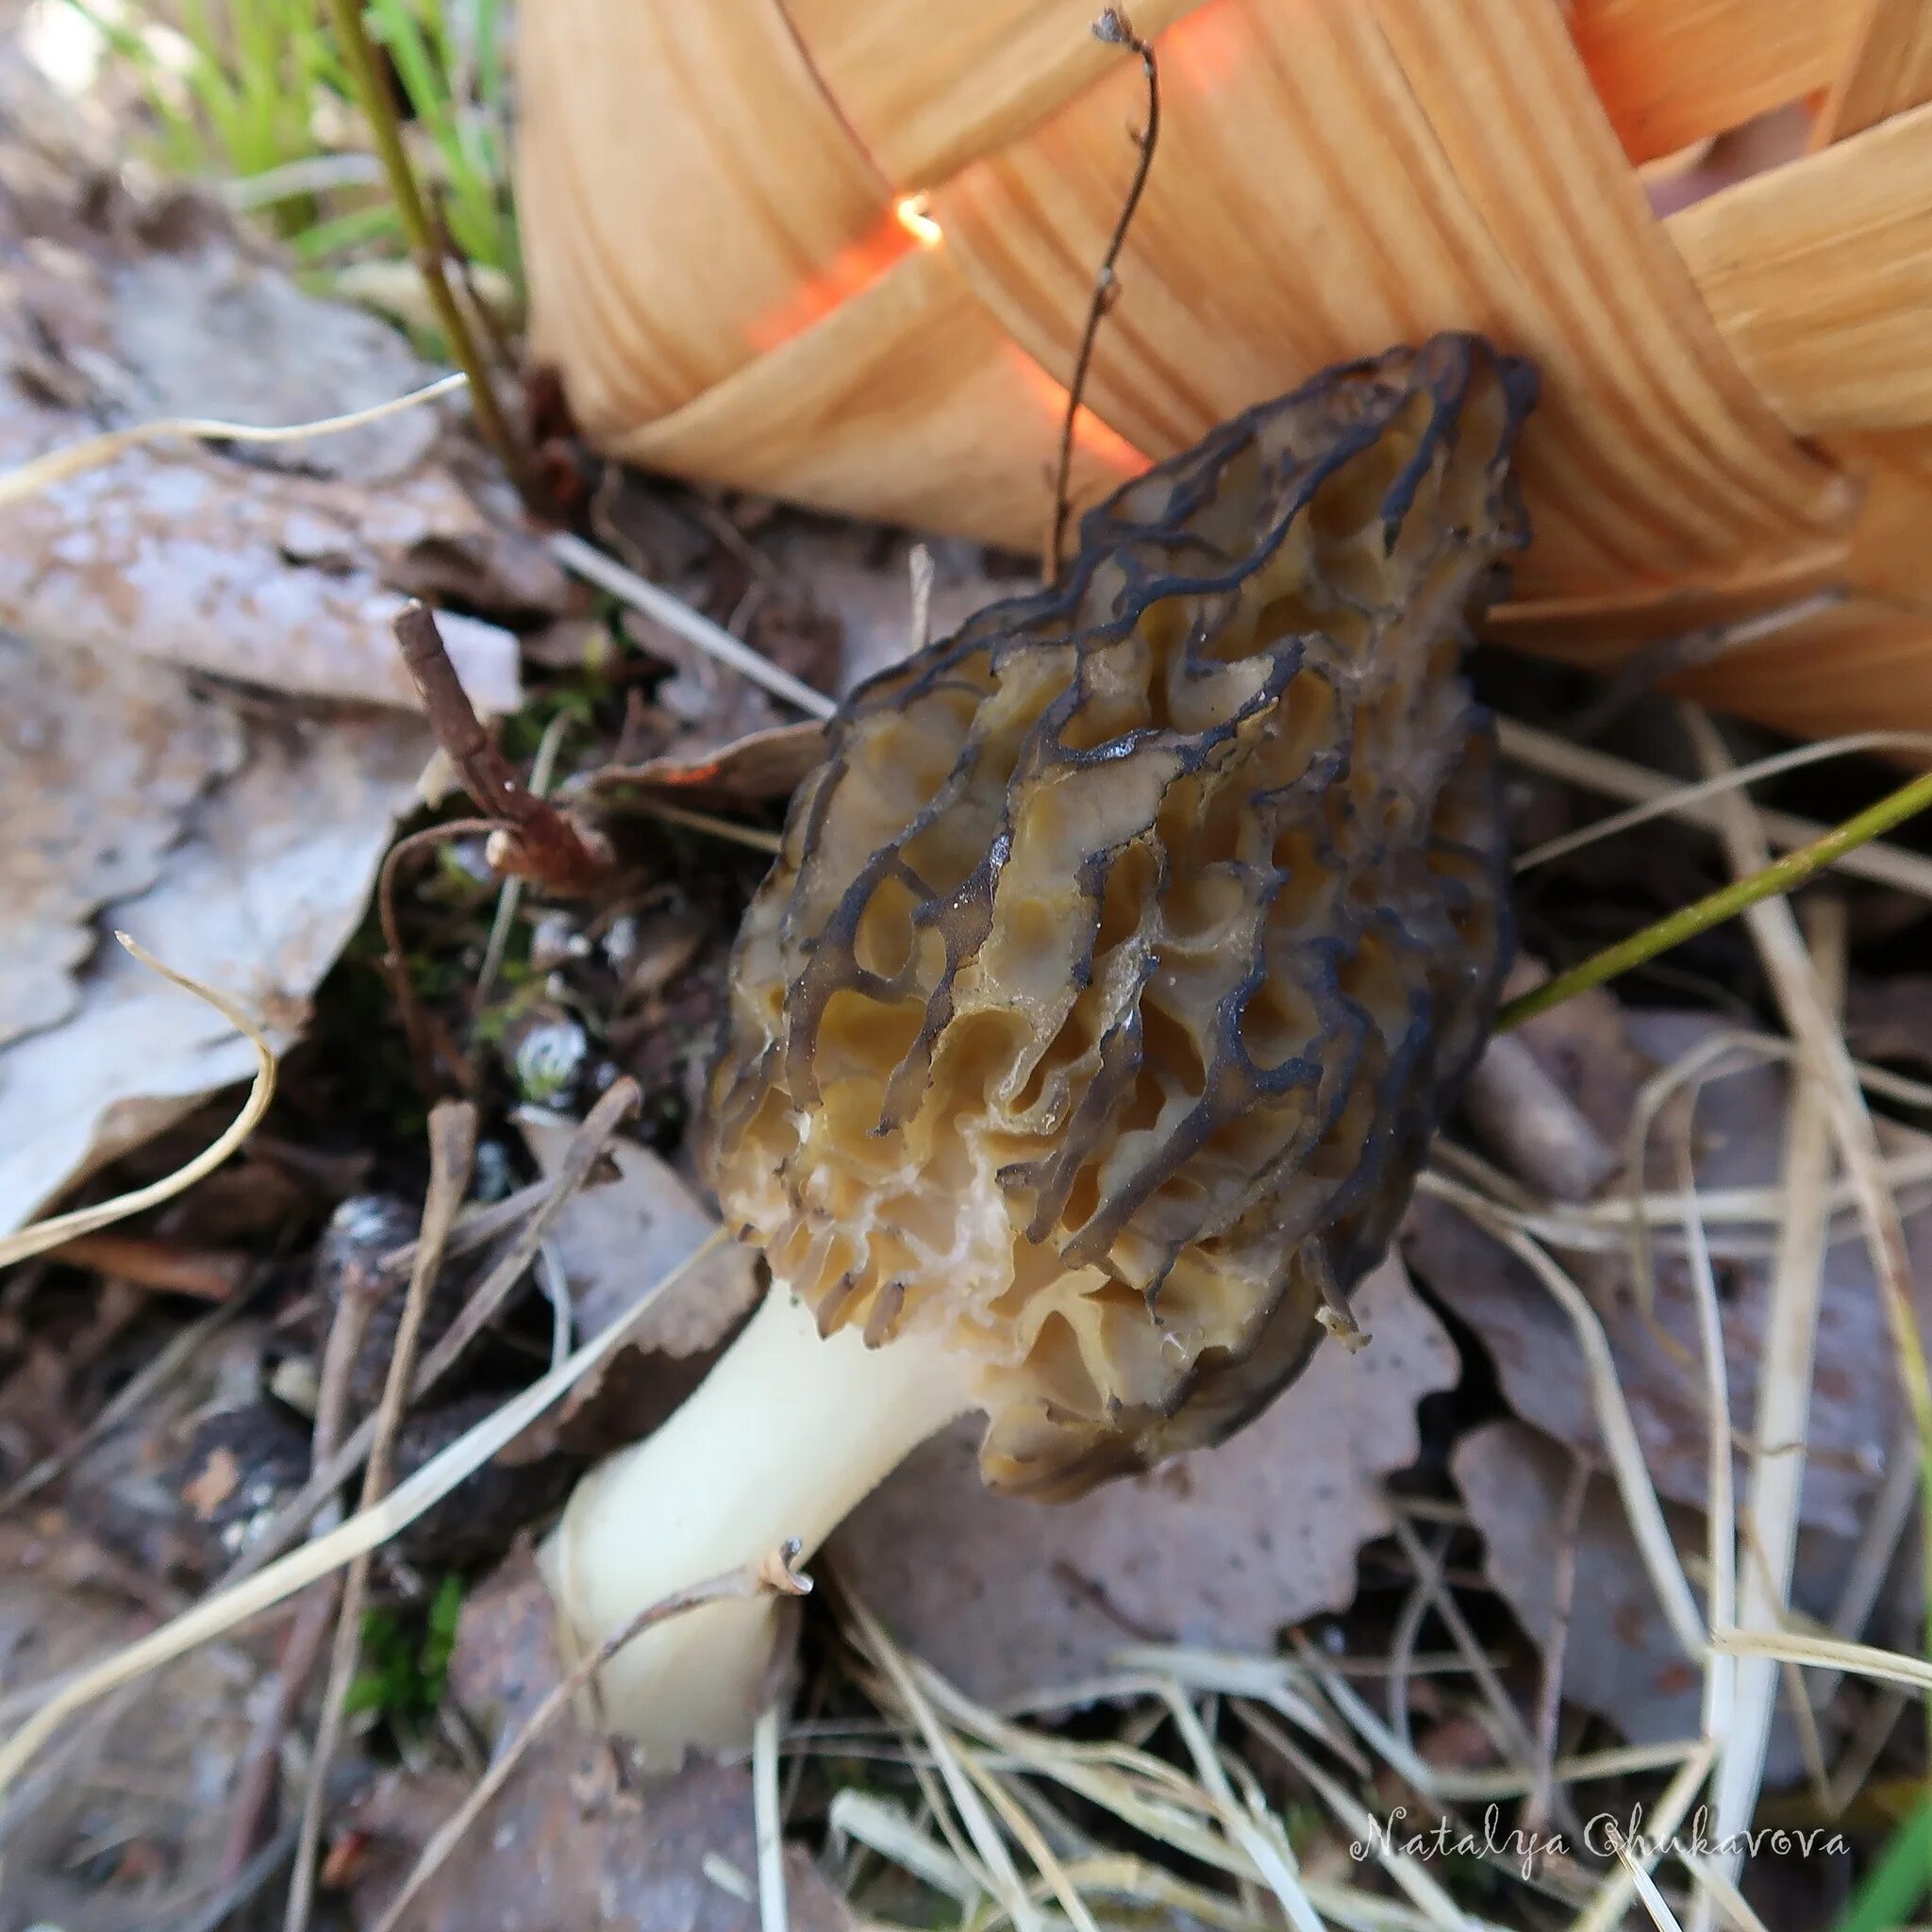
1044 8 1159 582
316 0 539 510
220 1226 389 1884
216 1079 640 1589
285 1103 478 1932
392 605 613 895
44 1231 247 1301
368 1546 808 1932
377 815 499 1094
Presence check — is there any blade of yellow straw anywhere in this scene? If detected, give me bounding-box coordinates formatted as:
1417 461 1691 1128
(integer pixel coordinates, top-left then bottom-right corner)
0 373 468 507
0 936 276 1266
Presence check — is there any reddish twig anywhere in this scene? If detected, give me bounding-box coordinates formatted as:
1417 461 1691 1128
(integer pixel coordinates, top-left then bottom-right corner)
392 604 614 894
376 815 499 1093
1044 8 1159 581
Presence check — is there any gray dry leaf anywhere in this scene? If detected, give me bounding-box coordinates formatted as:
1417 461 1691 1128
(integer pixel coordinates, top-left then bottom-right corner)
0 185 528 712
517 1114 761 1353
108 240 439 484
349 1546 851 1932
0 632 242 1046
1407 1009 1932 1539
762 525 1016 694
0 635 427 1231
0 1520 259 1932
835 1256 1457 1702
1453 1420 1847 1784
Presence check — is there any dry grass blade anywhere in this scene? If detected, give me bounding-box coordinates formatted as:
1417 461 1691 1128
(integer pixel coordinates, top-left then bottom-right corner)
1498 719 1932 900
1706 900 1840 1893
841 1587 1046 1932
1671 1847 1774 1932
1685 708 1932 1677
368 1547 804 1932
959 1754 1103 1932
0 1227 728 1791
0 375 468 507
1607 1823 1688 1932
286 1102 476 1932
1110 1646 1357 1761
828 1790 979 1905
232 1078 641 1580
1156 1687 1278 1927
1433 1196 1706 1658
754 1700 790 1932
1574 1742 1715 1932
0 936 275 1264
1239 1706 1475 1932
548 530 838 720
1710 1628 1932 1689
1675 1108 1740 1924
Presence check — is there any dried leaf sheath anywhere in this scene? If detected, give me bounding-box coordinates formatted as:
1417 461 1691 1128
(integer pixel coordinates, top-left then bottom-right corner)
705 336 1531 1498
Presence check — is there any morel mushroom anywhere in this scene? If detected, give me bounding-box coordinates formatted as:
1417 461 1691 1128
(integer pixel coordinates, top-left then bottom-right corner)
543 335 1535 1757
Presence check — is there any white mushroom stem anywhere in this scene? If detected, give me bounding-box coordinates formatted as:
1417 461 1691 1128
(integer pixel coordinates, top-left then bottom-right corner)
540 1282 974 1763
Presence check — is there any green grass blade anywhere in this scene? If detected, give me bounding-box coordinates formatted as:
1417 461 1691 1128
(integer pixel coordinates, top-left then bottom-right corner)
1832 1795 1932 1932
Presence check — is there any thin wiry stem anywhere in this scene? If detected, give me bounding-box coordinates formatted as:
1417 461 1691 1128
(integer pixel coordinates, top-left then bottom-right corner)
1044 9 1158 581
317 0 536 505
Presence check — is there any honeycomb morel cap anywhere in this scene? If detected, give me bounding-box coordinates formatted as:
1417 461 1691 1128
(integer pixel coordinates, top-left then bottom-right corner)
543 334 1535 1758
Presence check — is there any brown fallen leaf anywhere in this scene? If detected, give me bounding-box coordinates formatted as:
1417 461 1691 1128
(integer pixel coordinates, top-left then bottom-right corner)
1453 1419 1847 1785
516 1113 761 1356
834 1256 1457 1702
350 1546 850 1932
0 631 242 1048
1407 1009 1932 1539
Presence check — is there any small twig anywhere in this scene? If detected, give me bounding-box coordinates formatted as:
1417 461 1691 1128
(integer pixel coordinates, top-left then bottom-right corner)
41 1230 247 1301
632 796 784 855
379 1181 555 1278
316 0 536 506
394 604 613 894
477 708 577 1010
222 1080 640 1586
1496 760 1932 1029
1045 8 1158 581
377 816 499 1091
286 1104 476 1932
223 1224 387 1884
549 531 837 720
368 1547 808 1932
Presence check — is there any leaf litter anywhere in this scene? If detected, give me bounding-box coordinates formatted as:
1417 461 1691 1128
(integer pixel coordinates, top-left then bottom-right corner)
12 36 1932 1932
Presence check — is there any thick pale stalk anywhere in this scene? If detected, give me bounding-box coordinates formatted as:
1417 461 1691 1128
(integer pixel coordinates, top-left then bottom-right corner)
541 1283 972 1761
